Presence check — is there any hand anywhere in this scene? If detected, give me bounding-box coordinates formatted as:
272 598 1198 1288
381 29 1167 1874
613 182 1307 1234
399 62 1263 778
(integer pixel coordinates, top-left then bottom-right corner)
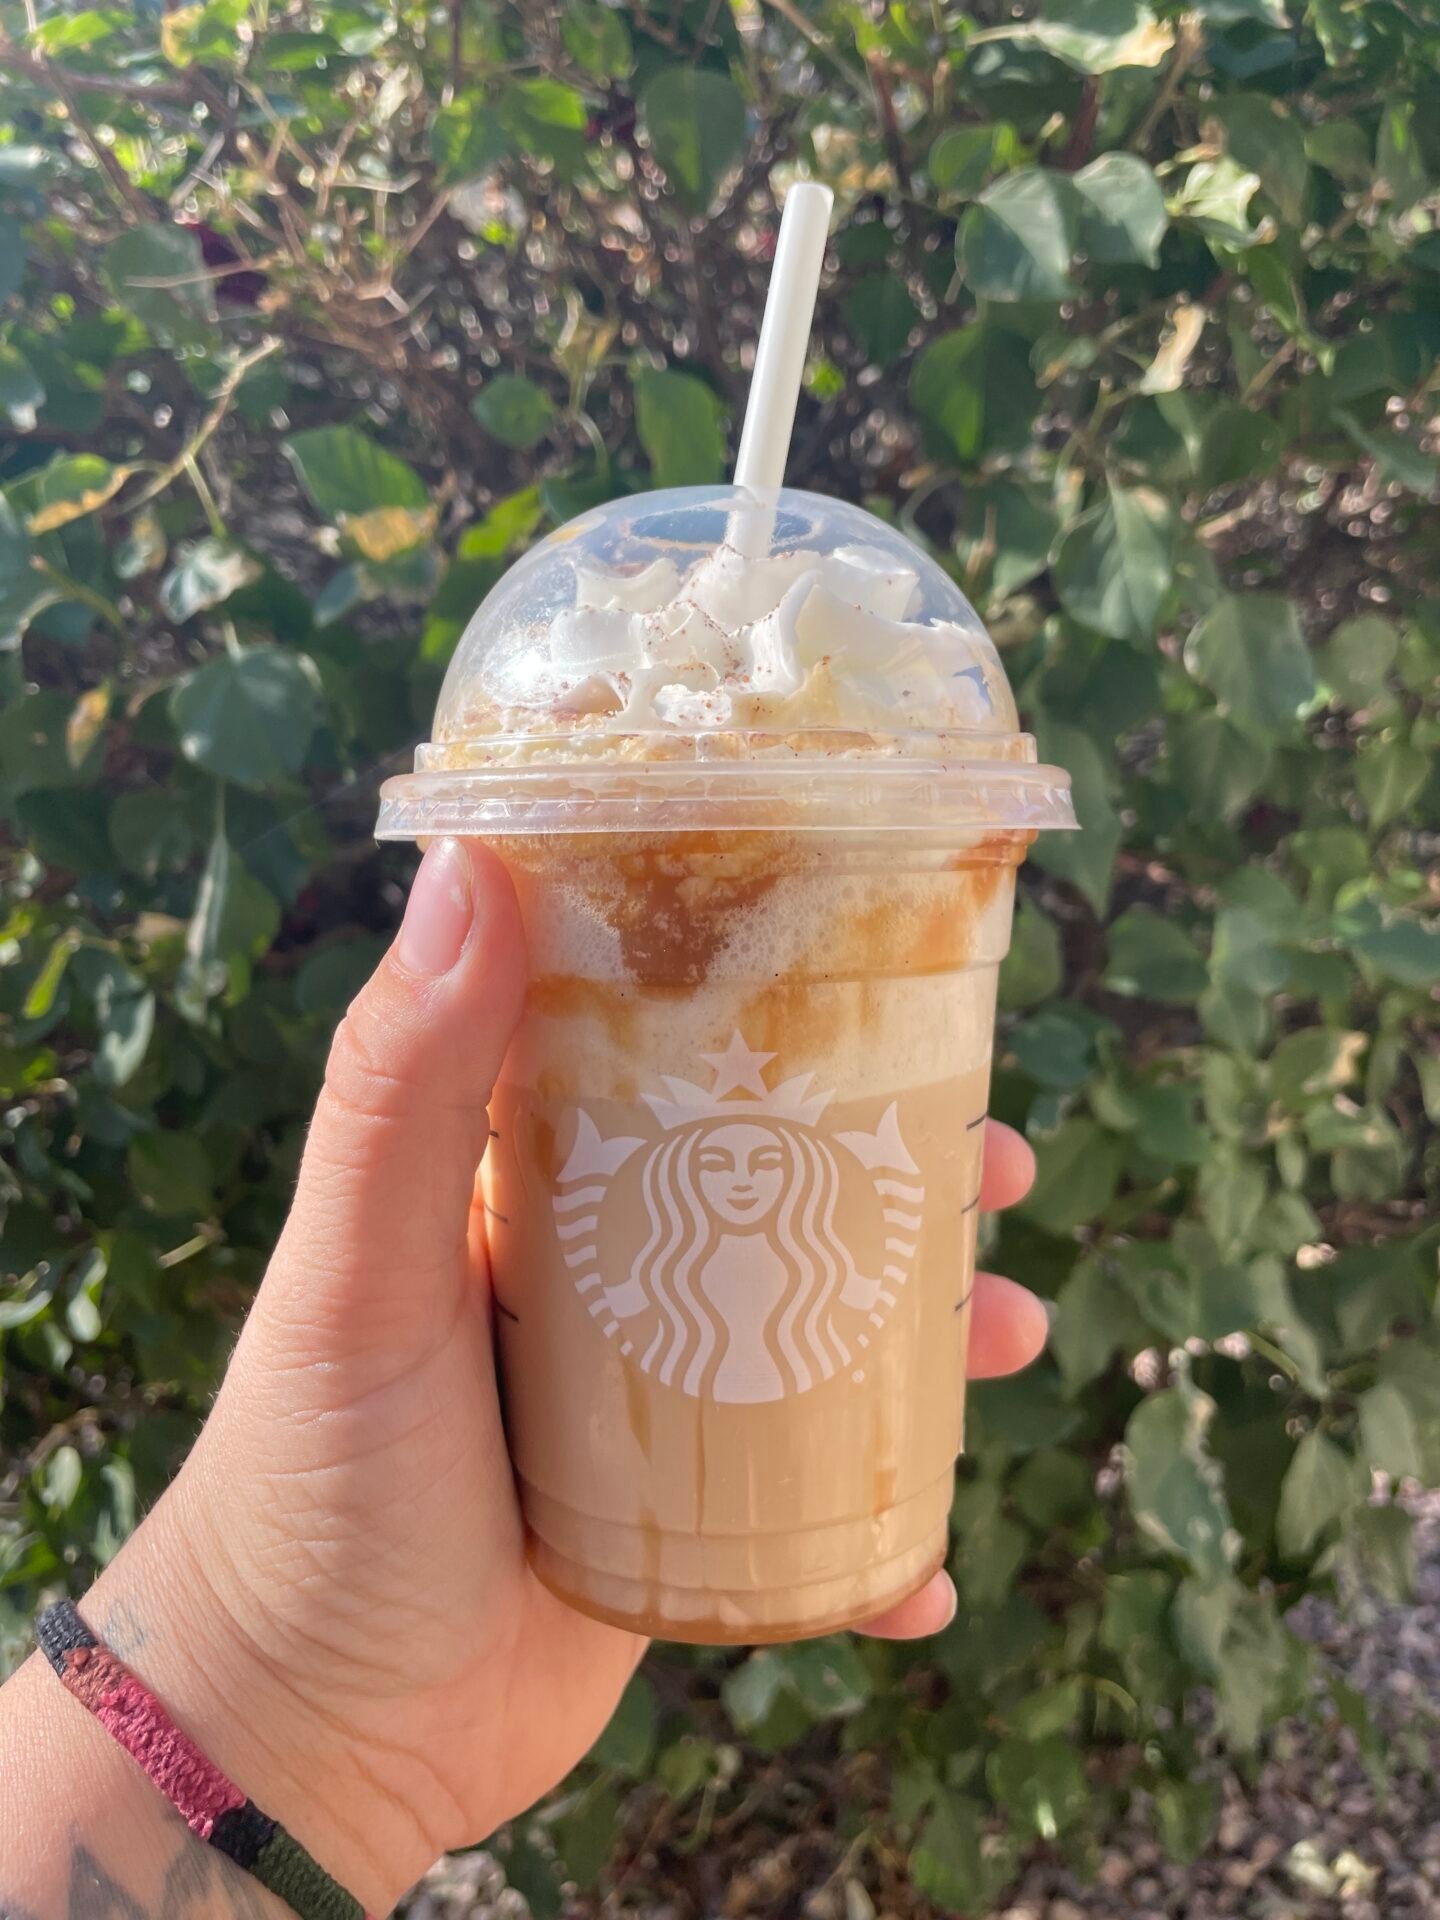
85 839 1047 1911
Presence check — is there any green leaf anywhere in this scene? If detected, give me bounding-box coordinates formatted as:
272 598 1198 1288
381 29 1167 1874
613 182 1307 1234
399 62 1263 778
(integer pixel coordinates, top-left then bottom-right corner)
1269 1029 1365 1109
159 539 262 622
999 898 1063 1009
0 343 43 429
1170 710 1270 819
843 274 919 366
1052 483 1177 642
550 1781 621 1887
1216 95 1310 225
1348 912 1440 987
988 1736 1090 1839
471 375 557 451
1376 100 1428 213
102 223 215 349
1277 1432 1357 1556
1319 614 1400 708
1072 153 1169 265
958 169 1077 302
1102 905 1208 1002
1197 1147 1266 1256
956 479 1058 598
910 1793 996 1912
909 323 1039 463
639 68 749 213
779 1638 873 1717
429 94 511 182
928 124 1011 198
1183 594 1316 741
589 1675 656 1774
721 1650 789 1731
1020 0 1173 72
1022 1118 1124 1233
1356 736 1429 827
1338 411 1439 495
1124 1380 1236 1582
562 4 633 77
283 427 427 518
127 1131 213 1216
1358 1383 1424 1479
631 366 727 488
500 78 590 174
1171 156 1261 242
1028 716 1120 912
170 648 322 788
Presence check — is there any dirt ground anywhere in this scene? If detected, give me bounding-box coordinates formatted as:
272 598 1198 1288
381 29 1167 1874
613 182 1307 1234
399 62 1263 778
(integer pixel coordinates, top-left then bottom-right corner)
405 1494 1440 1920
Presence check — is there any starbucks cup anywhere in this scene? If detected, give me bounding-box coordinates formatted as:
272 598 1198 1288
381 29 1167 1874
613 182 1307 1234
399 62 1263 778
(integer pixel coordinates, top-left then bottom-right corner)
377 484 1074 1642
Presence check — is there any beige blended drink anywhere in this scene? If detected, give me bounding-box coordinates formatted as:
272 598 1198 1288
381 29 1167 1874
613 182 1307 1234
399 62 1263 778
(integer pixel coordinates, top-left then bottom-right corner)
377 484 1074 1640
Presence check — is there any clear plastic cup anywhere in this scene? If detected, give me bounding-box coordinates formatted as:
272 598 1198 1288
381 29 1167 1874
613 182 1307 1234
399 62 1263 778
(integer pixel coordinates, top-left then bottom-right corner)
378 485 1074 1643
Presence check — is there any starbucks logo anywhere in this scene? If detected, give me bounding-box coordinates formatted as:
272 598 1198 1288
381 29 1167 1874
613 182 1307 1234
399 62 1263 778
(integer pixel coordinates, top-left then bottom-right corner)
552 1033 926 1404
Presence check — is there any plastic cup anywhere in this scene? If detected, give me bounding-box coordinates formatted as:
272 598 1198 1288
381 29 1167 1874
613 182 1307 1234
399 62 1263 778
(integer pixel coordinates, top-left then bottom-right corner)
378 485 1074 1643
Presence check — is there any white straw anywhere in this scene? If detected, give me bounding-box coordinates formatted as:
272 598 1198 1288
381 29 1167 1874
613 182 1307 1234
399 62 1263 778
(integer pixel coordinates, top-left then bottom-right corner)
733 182 834 491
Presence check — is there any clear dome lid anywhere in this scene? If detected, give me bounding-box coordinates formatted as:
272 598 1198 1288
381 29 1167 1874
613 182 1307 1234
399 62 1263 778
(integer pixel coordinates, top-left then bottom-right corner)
377 486 1074 839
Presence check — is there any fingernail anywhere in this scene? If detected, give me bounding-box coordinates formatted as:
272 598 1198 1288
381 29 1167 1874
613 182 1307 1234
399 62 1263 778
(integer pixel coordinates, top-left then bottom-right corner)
934 1574 959 1634
396 839 473 978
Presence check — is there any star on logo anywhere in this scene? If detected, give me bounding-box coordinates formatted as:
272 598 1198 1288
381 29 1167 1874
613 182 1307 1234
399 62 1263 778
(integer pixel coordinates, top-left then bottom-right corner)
700 1031 776 1099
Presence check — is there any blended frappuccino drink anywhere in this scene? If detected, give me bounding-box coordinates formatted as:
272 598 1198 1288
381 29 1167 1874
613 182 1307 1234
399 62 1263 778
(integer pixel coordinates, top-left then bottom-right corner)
377 485 1074 1641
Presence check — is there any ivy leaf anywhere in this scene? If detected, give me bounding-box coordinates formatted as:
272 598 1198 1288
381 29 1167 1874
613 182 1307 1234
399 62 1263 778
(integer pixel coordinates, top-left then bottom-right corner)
102 223 215 349
159 539 262 622
1276 1432 1357 1557
1171 156 1261 243
639 69 748 213
1183 593 1316 740
843 274 919 366
1103 906 1208 1002
1216 94 1310 225
562 4 633 77
1338 410 1439 495
631 366 727 487
283 427 427 518
959 169 1077 301
1052 483 1177 642
1022 1118 1125 1232
429 94 511 182
1319 613 1399 707
928 124 1011 197
472 374 557 451
1169 710 1270 818
1125 1381 1236 1583
170 648 322 788
909 323 1039 463
1020 0 1173 72
1072 153 1169 265
1356 736 1429 826
1358 1382 1424 1479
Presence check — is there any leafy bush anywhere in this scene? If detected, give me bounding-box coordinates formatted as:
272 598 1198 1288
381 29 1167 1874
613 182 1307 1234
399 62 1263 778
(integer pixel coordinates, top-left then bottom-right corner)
2 0 1438 1905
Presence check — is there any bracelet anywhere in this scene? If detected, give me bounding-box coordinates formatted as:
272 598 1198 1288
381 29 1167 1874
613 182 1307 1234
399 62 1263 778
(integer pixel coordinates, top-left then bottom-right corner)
36 1600 372 1920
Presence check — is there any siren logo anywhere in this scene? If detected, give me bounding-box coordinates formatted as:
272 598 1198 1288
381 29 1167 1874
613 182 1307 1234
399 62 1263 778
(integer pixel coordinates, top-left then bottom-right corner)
552 1034 926 1403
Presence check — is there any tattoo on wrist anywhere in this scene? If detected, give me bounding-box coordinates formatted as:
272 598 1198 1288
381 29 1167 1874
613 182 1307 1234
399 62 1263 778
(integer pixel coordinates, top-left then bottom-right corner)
4 1833 277 1920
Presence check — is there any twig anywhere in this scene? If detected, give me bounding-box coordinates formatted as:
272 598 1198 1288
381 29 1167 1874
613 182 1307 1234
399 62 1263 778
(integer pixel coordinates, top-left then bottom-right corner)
12 51 151 220
129 336 283 513
1131 13 1204 153
0 48 194 105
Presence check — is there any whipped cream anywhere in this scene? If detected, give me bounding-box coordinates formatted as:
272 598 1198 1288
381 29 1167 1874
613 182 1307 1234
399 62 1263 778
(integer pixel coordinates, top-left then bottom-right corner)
440 547 1014 744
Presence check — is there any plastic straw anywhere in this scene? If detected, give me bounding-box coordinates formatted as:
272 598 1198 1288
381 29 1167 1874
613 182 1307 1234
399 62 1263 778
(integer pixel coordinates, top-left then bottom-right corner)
733 182 834 491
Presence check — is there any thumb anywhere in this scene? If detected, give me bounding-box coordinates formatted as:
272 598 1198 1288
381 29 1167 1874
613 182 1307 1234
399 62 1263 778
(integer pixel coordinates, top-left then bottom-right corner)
259 837 526 1364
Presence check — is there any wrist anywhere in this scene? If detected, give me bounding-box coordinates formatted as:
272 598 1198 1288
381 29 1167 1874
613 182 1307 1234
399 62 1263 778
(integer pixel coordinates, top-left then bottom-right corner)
84 1470 438 1916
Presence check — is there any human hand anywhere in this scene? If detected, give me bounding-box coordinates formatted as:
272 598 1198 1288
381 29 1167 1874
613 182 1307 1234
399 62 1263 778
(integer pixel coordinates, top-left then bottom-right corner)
83 839 1047 1911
